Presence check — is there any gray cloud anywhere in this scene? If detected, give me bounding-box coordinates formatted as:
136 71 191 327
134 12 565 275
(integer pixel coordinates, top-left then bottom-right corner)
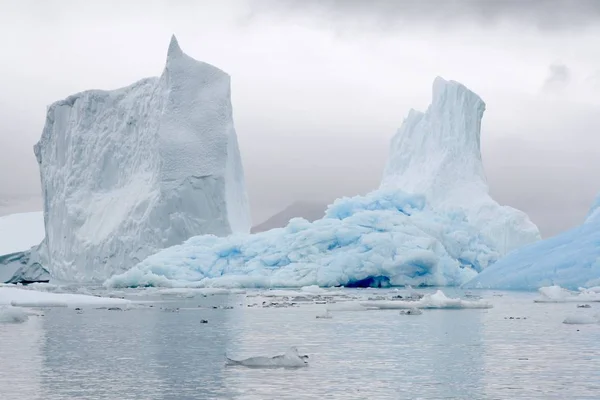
0 0 598 239
542 63 571 91
250 0 600 31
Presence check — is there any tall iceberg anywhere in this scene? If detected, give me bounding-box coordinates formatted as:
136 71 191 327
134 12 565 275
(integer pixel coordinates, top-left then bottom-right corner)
464 194 600 290
23 36 250 282
381 78 540 254
106 77 538 289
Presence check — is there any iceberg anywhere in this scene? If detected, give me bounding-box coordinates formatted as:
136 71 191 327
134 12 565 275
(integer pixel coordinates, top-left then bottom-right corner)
464 196 600 291
381 78 540 254
105 77 538 289
25 35 250 283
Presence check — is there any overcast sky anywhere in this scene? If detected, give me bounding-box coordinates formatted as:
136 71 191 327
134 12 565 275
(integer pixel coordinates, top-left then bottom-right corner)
0 0 598 237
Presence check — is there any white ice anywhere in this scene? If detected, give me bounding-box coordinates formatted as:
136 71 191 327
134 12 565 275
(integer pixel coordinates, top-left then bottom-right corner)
360 290 492 309
380 77 540 255
225 347 308 368
27 35 250 283
534 286 600 303
106 78 537 289
0 286 131 308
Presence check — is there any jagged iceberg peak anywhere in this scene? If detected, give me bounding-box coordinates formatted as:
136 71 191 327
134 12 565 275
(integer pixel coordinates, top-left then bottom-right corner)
28 35 251 282
167 34 183 57
381 77 539 255
382 77 487 196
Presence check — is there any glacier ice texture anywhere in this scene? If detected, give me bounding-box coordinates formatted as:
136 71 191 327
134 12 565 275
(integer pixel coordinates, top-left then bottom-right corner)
465 198 600 291
27 35 250 283
105 77 539 289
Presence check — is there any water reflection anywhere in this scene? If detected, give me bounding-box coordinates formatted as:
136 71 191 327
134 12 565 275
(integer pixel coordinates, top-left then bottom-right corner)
1 290 599 399
222 298 485 399
0 314 44 400
481 293 600 398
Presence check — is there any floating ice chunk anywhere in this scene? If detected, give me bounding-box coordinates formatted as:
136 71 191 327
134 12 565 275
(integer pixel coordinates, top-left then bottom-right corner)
535 286 600 303
361 290 492 309
0 306 29 323
563 314 599 324
225 347 308 368
0 286 131 307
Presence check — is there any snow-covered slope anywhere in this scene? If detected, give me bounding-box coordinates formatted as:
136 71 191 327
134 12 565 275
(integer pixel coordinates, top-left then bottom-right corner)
105 77 537 289
464 195 600 290
31 35 250 282
381 77 540 254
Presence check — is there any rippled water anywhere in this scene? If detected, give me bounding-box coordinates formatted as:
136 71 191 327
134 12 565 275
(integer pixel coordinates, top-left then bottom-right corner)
1 288 599 399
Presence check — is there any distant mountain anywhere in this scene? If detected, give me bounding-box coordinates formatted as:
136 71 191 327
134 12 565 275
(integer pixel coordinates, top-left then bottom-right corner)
251 201 328 233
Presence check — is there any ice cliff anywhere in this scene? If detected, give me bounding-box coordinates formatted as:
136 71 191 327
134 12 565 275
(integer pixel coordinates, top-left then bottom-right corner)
105 77 539 289
464 194 600 291
25 35 250 282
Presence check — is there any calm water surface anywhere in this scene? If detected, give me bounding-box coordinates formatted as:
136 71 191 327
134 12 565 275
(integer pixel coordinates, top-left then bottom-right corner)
1 288 599 399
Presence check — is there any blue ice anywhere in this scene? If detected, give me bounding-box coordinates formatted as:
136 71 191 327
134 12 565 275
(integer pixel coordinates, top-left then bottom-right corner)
464 195 600 291
105 189 499 288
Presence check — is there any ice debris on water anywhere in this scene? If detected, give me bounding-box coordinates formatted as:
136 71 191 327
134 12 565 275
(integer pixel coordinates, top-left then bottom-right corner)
360 290 492 310
534 286 600 303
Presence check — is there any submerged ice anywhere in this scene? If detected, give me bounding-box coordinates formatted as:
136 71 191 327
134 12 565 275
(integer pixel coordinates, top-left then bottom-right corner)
106 78 538 289
24 36 250 283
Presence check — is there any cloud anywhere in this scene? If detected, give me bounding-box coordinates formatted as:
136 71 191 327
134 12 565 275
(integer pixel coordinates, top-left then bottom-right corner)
542 63 571 92
249 0 600 31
